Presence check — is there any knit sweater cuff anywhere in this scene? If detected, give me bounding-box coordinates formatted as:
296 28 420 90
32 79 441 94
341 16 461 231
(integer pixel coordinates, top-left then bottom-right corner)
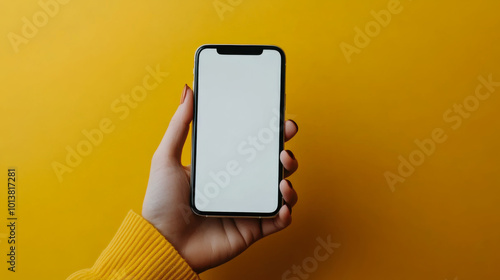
67 210 199 280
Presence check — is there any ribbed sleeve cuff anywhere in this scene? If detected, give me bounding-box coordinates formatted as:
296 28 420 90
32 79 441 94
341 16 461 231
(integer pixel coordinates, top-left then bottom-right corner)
67 210 200 280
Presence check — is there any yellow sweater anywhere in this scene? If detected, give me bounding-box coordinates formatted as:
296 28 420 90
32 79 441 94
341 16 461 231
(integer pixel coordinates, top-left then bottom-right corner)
67 210 200 280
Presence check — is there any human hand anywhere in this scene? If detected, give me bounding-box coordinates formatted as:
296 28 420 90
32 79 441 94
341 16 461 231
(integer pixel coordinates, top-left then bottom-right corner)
142 85 299 273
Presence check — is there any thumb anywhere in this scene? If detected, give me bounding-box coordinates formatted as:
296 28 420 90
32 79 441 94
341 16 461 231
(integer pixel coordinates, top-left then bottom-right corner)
155 84 193 163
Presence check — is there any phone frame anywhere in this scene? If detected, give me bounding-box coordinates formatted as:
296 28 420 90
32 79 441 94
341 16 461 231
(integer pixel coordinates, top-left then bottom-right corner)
190 44 286 218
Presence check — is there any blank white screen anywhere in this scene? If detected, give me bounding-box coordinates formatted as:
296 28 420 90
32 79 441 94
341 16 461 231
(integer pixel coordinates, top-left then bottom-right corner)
194 48 282 213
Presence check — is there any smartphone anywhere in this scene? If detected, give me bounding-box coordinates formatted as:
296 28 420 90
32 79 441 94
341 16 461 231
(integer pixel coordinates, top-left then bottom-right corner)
191 45 286 217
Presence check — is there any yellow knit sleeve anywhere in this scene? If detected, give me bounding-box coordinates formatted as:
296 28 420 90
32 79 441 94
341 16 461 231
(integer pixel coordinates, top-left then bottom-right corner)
67 210 200 280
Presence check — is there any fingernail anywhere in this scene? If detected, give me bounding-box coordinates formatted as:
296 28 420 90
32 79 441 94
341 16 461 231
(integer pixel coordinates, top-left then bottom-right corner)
180 84 188 104
286 150 295 160
289 119 298 132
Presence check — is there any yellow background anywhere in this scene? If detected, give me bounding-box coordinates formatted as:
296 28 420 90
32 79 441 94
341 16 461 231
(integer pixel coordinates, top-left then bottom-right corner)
1 0 500 279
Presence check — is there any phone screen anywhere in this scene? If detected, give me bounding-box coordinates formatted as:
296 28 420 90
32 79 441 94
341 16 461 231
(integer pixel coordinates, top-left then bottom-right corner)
192 45 285 216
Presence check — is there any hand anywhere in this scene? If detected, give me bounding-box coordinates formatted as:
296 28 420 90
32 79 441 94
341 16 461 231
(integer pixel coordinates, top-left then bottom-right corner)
142 85 299 273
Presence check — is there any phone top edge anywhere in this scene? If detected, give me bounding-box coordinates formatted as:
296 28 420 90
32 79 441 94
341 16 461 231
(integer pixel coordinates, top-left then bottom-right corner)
195 44 285 61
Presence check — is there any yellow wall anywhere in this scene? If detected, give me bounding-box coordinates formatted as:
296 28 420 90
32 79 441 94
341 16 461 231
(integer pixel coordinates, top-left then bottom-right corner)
1 0 500 279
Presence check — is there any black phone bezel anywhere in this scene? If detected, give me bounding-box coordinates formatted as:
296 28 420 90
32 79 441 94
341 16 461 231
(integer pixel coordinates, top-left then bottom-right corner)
190 44 286 218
